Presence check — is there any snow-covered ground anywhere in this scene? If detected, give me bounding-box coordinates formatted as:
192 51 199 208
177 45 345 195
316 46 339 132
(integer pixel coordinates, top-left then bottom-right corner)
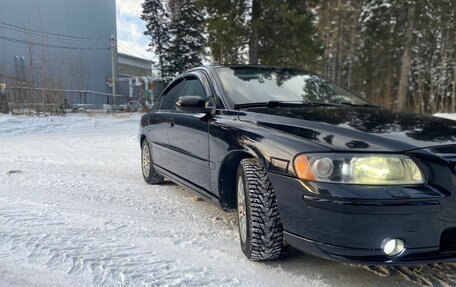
0 113 455 287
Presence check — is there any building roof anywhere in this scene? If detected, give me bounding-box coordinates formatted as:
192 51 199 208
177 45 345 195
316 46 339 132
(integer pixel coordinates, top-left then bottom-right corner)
118 53 154 70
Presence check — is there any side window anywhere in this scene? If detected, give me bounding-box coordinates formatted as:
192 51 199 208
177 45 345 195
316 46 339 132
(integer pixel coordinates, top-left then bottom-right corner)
181 77 206 99
160 79 185 110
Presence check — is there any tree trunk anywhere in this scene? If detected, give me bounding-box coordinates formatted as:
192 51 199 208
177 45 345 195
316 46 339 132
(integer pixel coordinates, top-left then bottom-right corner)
396 5 415 112
453 66 456 113
335 0 343 84
248 0 260 64
346 4 357 89
439 30 449 112
417 71 424 113
385 66 393 109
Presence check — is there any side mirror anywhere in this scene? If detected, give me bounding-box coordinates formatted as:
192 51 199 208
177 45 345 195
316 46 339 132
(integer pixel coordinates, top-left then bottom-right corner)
176 95 205 108
176 95 215 114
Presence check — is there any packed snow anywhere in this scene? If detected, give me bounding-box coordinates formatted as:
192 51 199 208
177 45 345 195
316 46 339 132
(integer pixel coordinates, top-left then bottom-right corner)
0 113 455 287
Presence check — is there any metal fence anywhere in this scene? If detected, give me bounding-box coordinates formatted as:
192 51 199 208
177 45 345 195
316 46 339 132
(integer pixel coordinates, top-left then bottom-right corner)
7 87 130 114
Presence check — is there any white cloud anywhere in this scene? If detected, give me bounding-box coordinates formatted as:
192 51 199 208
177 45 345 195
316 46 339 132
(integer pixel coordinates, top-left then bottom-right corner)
117 17 143 42
116 0 155 60
128 23 143 42
117 0 143 17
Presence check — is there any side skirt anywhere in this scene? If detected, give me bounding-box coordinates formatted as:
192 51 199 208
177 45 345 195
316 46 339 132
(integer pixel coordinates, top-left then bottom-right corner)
154 164 226 210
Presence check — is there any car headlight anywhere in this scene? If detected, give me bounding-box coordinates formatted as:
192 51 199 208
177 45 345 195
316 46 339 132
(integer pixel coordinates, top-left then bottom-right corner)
294 154 424 185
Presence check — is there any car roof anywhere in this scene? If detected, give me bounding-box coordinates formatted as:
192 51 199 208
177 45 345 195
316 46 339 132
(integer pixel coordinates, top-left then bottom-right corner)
192 63 303 70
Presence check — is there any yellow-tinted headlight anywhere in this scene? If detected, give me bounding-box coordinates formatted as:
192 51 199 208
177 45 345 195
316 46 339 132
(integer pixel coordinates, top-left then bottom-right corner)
350 157 423 185
294 154 424 185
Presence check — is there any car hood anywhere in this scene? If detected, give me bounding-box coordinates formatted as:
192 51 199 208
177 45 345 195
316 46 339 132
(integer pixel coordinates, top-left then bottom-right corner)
238 106 456 152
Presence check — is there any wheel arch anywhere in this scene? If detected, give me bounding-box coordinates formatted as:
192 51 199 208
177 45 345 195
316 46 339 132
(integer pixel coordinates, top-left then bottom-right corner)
218 147 268 210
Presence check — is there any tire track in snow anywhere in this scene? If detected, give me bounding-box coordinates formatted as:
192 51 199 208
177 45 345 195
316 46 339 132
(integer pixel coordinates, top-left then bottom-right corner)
360 262 456 286
0 204 238 286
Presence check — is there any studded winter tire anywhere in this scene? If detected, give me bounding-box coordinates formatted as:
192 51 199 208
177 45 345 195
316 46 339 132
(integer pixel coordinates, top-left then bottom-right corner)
141 140 164 184
236 158 284 260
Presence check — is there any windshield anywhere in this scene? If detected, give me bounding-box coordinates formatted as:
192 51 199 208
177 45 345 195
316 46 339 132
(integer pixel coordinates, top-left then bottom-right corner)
215 66 370 106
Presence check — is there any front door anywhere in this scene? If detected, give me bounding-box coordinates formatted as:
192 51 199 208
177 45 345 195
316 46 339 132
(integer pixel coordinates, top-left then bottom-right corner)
166 75 212 192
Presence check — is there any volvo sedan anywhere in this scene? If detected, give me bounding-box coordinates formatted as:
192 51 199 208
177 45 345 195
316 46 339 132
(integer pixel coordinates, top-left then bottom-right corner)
139 65 456 265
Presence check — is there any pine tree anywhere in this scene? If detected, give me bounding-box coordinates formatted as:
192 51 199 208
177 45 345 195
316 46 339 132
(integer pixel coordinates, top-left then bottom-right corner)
141 0 171 78
359 0 418 111
197 0 248 64
358 0 404 109
315 0 363 88
199 0 323 68
356 0 456 112
408 0 456 113
165 0 205 78
257 0 323 69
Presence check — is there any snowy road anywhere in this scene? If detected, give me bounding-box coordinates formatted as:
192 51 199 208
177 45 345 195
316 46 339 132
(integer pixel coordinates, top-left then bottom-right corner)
0 113 455 287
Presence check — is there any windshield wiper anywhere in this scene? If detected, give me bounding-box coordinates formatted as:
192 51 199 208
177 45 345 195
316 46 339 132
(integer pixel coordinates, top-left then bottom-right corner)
233 101 340 110
338 101 380 108
233 101 299 109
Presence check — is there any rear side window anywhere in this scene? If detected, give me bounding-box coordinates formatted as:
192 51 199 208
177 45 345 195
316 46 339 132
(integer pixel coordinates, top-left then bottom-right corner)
159 79 185 110
181 77 206 99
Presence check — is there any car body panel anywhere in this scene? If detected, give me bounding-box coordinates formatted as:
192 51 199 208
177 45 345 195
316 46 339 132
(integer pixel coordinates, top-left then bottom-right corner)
166 111 211 191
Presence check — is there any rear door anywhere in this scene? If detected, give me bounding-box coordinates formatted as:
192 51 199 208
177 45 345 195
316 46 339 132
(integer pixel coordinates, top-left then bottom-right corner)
166 73 213 192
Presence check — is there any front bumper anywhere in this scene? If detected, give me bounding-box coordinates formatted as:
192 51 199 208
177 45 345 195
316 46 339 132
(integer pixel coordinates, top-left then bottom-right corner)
269 172 456 265
284 231 456 265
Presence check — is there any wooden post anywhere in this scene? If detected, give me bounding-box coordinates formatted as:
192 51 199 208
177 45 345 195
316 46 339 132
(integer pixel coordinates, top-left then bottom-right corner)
0 83 9 114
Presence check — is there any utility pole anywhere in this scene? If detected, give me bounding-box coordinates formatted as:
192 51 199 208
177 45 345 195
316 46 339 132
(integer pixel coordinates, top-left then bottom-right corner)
110 35 117 105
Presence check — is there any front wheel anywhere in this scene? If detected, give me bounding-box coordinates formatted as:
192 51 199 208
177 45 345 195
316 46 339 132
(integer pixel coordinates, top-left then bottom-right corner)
141 140 164 184
236 158 284 260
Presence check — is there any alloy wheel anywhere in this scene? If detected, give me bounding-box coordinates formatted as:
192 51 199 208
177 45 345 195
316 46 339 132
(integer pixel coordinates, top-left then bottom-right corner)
237 175 247 244
142 143 151 178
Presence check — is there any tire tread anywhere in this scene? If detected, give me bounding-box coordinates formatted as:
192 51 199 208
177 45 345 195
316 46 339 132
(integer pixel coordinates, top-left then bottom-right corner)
240 158 283 260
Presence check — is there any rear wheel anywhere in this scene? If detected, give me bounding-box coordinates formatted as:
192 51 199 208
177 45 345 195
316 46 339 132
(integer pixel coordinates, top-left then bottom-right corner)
141 140 164 184
236 158 284 260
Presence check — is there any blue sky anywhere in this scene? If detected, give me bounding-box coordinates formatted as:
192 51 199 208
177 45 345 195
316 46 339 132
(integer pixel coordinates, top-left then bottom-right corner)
116 0 153 60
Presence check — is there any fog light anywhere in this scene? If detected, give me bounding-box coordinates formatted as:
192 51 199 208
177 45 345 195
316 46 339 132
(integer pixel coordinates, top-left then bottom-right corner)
383 239 405 256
